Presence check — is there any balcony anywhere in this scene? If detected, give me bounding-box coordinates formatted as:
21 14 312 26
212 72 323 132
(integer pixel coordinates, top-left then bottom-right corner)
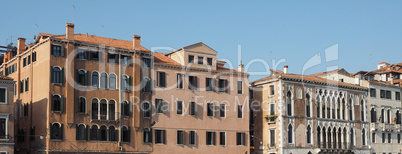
265 115 278 123
91 112 119 122
384 124 392 132
396 124 401 132
371 123 380 132
318 142 351 150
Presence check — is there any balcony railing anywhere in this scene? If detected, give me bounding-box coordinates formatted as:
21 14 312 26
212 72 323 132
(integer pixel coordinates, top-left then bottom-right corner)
396 124 401 132
91 112 119 121
265 115 278 123
318 142 351 150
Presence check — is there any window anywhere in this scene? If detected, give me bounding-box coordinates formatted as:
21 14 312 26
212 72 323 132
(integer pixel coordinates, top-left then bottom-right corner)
306 94 311 117
90 125 98 141
0 88 6 104
155 130 166 144
142 58 151 67
155 99 164 114
0 117 7 139
51 45 63 56
90 51 100 61
207 57 213 66
109 74 116 89
176 101 183 115
142 77 152 93
177 130 184 145
382 133 385 143
236 132 245 146
23 57 26 67
109 126 118 142
100 73 107 88
108 53 118 64
77 49 87 59
206 78 213 91
27 55 31 65
288 125 293 143
206 132 216 145
23 103 28 117
189 76 197 91
388 133 391 143
381 109 385 123
362 129 366 145
307 125 311 144
396 92 400 100
371 108 377 122
198 56 203 65
398 134 400 143
51 95 63 112
380 90 385 98
207 103 213 117
386 91 391 99
370 88 376 97
397 111 401 124
218 79 228 93
108 100 116 120
51 67 64 84
372 132 376 143
99 125 107 141
78 97 86 113
270 85 275 95
349 98 353 120
361 100 365 121
91 72 99 87
76 124 87 141
249 89 254 99
220 104 225 118
32 52 37 62
30 126 35 141
50 123 63 140
121 75 131 91
143 102 151 118
177 74 183 89
121 55 132 65
20 80 23 93
237 81 243 94
121 126 130 142
188 55 194 64
100 99 107 120
237 105 243 118
189 130 196 145
77 70 87 86
287 91 292 116
143 128 152 143
91 98 99 120
270 129 275 147
189 101 196 116
157 72 166 88
121 101 130 117
220 132 226 146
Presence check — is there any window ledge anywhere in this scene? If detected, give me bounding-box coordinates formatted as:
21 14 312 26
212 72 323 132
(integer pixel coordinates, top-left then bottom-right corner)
52 111 62 114
51 83 63 86
50 139 63 142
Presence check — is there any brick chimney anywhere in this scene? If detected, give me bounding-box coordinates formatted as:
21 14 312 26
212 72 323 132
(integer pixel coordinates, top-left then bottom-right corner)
390 76 394 85
284 65 288 74
66 23 75 40
133 35 141 50
238 60 244 72
17 38 26 54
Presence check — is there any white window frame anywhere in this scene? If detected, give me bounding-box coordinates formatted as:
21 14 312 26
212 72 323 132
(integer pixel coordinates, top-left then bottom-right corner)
237 104 243 119
237 80 243 94
176 129 184 145
0 87 7 104
219 131 226 146
188 130 196 146
176 100 183 116
206 131 215 146
0 114 9 141
142 101 151 119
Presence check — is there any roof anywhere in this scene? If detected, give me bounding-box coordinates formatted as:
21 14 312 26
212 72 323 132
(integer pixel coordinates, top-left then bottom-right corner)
310 68 352 77
0 75 13 80
39 33 150 52
367 63 402 75
166 42 217 55
379 62 390 65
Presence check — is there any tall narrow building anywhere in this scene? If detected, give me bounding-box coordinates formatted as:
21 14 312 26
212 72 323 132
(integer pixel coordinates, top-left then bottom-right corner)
0 76 15 153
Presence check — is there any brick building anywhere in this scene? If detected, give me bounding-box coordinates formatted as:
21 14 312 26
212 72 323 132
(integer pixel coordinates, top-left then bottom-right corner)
0 76 15 154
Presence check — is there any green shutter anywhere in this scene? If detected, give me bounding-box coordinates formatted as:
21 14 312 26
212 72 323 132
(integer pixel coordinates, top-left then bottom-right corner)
60 95 64 113
51 95 54 111
61 68 64 84
85 71 89 86
76 125 79 140
50 66 54 83
60 124 64 140
129 101 132 117
127 127 131 143
121 103 125 116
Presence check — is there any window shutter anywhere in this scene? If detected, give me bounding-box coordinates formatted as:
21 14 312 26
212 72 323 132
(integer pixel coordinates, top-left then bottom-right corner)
213 132 216 145
115 129 119 142
129 101 132 116
60 68 64 84
61 46 65 57
106 128 110 141
60 124 64 140
85 125 89 141
85 71 89 86
60 95 64 113
163 130 166 144
121 103 125 116
129 76 132 87
76 125 79 140
149 128 153 143
51 95 54 111
127 127 131 142
50 66 54 83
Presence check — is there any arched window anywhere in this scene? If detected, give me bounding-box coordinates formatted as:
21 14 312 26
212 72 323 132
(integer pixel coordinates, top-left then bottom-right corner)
288 124 293 143
78 97 86 113
322 99 326 118
316 96 320 118
343 127 347 148
322 127 327 148
90 125 98 141
306 94 311 117
100 125 107 141
141 77 152 93
387 109 391 124
143 127 152 143
100 73 107 88
52 67 61 84
342 99 346 120
121 126 130 142
91 98 99 120
350 128 354 145
100 99 107 120
109 74 116 89
77 70 86 85
317 127 321 147
362 128 366 146
370 108 376 123
360 100 365 121
121 75 129 91
287 91 292 116
52 95 62 112
143 102 151 118
332 98 335 119
109 100 116 120
349 98 353 120
92 71 99 87
121 101 130 117
109 126 117 141
396 110 401 124
337 98 340 119
306 125 311 144
76 124 87 140
381 109 385 123
327 97 331 119
338 128 342 149
327 127 331 148
50 123 63 140
332 127 336 148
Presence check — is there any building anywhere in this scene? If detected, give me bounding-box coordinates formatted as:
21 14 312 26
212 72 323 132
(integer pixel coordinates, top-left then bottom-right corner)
0 76 15 154
250 66 370 154
0 23 153 153
149 42 250 154
315 63 402 154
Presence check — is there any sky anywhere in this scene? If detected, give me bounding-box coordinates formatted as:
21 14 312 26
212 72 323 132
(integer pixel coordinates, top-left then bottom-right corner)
1 0 401 81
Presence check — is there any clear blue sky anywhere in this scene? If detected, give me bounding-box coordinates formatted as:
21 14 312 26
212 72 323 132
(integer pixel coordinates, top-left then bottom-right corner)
1 0 401 81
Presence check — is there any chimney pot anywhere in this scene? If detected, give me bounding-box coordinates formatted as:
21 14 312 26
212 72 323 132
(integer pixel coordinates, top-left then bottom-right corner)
17 38 26 55
66 23 75 40
391 76 394 85
284 65 288 74
238 60 244 72
133 35 141 50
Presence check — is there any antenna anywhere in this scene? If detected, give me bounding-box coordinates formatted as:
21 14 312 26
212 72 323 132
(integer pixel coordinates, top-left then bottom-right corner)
34 24 39 40
72 5 75 23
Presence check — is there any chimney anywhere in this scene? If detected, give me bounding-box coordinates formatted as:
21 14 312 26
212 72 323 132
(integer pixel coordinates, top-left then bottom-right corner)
355 77 360 85
284 65 288 74
66 23 75 40
17 38 26 54
133 35 141 50
3 53 8 62
238 60 244 72
390 76 394 85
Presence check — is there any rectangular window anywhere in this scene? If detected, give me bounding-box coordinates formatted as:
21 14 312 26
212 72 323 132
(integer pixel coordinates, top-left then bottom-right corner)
32 52 37 62
189 131 196 145
121 55 132 65
206 78 213 91
142 58 151 67
380 90 385 98
25 78 29 92
177 74 183 89
20 80 23 93
30 127 35 141
270 85 275 95
220 104 225 118
207 57 213 66
382 133 385 143
27 55 31 65
206 132 215 145
188 55 194 64
189 76 197 91
396 92 400 100
24 103 28 117
236 132 245 146
372 132 376 143
0 117 6 139
398 134 401 143
23 57 26 67
237 105 243 118
189 102 196 116
108 53 119 64
90 51 100 61
155 99 163 114
207 103 213 117
155 130 166 144
219 132 226 146
157 72 166 88
198 56 203 65
270 129 275 147
218 79 228 93
249 89 254 99
388 133 391 143
370 88 376 98
177 101 183 115
270 103 275 115
77 49 87 59
143 129 152 143
0 88 6 104
386 91 391 99
177 130 184 145
51 45 62 56
237 81 242 94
